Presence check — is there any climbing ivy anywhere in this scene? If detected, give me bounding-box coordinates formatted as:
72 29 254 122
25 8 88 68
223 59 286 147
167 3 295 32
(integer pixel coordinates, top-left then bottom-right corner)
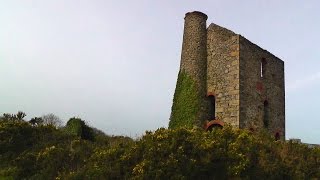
169 70 200 129
65 117 95 141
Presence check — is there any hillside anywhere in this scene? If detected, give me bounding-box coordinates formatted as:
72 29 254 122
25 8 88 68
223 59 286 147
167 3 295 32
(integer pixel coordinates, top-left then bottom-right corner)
0 112 319 179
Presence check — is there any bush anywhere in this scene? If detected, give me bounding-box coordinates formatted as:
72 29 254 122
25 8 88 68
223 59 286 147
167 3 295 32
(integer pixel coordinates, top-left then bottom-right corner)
65 117 95 141
1 119 319 179
75 127 320 179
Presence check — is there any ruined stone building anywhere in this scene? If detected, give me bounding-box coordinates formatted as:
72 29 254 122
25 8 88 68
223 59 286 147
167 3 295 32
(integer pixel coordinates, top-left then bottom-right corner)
169 11 285 140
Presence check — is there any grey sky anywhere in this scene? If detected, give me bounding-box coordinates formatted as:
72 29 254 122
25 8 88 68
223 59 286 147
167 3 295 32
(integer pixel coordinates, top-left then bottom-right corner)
1 1 320 143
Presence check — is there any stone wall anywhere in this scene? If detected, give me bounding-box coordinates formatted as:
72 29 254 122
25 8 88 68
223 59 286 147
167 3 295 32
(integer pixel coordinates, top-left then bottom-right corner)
170 11 285 136
239 36 285 139
207 24 240 127
169 11 210 128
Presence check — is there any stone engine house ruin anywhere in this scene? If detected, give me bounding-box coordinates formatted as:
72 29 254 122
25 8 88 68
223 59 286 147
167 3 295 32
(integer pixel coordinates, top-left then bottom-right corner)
169 11 285 140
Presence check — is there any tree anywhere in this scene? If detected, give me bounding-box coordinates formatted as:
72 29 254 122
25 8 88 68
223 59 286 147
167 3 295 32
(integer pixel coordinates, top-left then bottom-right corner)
1 111 26 121
29 117 44 126
16 111 26 121
41 114 62 127
2 113 12 120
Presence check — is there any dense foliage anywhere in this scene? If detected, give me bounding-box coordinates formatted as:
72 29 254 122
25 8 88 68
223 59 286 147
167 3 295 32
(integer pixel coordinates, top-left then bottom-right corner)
0 113 133 179
1 112 320 179
169 71 200 128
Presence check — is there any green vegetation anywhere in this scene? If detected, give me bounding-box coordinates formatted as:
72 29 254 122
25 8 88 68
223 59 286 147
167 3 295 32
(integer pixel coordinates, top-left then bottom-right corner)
169 70 200 128
0 112 133 179
1 112 320 179
65 117 95 141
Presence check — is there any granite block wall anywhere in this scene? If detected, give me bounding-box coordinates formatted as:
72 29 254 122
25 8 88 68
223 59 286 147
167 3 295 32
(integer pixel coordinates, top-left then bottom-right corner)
207 24 240 127
170 11 285 139
239 36 285 139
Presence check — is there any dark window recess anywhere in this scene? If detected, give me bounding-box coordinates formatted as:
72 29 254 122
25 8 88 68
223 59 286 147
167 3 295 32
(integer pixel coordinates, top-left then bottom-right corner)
263 100 269 128
275 132 280 141
207 124 223 131
208 95 216 120
261 58 267 78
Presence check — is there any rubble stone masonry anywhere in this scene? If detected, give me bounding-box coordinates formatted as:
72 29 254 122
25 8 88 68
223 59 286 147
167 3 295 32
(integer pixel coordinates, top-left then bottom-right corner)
170 11 285 139
239 36 285 139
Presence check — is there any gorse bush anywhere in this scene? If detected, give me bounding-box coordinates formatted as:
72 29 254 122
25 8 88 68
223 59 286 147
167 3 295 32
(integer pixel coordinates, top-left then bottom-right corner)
0 112 319 179
0 113 132 179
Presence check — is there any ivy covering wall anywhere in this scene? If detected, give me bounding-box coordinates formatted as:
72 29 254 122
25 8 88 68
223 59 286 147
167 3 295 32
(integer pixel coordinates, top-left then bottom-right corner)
169 71 200 128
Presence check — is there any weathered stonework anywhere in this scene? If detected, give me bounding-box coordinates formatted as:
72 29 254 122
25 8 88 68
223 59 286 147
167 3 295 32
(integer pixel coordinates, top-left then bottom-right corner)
207 24 240 127
169 11 210 128
170 11 285 139
239 36 285 138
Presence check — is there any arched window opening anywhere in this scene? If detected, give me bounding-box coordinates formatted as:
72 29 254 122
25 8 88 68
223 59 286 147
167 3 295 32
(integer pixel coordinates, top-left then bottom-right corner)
275 132 280 141
263 100 269 128
207 124 223 132
261 58 267 78
205 120 224 131
208 95 215 120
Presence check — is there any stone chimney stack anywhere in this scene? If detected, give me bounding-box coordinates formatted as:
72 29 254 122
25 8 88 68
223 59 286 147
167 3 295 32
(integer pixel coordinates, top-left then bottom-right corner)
180 11 208 84
169 11 209 128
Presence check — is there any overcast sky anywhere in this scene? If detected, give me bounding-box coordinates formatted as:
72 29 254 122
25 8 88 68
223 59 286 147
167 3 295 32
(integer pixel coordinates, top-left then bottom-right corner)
1 1 320 144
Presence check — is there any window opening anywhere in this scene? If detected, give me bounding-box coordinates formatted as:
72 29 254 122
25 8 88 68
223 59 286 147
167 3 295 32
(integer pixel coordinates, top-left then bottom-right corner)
275 132 280 141
208 95 215 120
263 100 269 128
261 58 267 78
207 124 222 131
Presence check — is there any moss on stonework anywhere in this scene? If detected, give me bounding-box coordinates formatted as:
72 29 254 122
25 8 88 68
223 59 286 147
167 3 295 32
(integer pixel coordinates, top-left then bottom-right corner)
169 70 200 129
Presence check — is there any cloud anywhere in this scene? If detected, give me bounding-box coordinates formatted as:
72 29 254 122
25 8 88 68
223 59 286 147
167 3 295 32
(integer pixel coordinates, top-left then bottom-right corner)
287 72 320 92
